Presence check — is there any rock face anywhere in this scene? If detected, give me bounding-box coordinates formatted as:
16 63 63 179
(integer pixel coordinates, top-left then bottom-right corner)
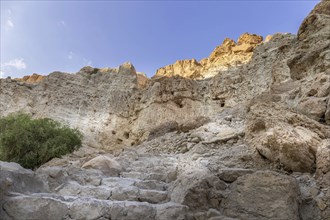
155 33 263 79
15 73 45 83
1 1 330 219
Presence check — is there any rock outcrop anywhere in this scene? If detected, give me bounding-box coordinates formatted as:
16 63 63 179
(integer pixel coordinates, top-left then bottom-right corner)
15 73 45 83
155 33 263 79
1 1 330 219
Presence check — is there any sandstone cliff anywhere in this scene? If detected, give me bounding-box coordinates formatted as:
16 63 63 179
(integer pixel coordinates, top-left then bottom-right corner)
155 33 263 79
15 73 45 83
0 1 330 219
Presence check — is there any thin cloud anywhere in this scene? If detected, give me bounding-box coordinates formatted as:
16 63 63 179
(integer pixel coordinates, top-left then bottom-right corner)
0 71 5 78
2 58 27 70
7 19 14 28
68 51 74 59
58 20 67 27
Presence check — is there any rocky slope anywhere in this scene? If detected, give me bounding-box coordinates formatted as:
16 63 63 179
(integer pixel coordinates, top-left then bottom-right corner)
1 1 330 219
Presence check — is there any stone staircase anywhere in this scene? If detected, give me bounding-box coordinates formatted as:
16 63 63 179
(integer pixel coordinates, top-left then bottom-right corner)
0 150 192 220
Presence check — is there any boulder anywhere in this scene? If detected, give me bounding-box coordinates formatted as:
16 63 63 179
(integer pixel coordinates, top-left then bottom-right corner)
170 170 226 211
82 155 123 176
256 125 320 172
2 196 68 220
0 161 47 196
221 171 300 220
246 103 329 172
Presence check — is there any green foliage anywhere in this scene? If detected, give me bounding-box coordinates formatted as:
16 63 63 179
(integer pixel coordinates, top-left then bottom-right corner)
0 113 82 169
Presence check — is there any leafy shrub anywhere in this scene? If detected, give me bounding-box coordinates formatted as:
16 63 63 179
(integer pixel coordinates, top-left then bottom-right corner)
0 113 82 169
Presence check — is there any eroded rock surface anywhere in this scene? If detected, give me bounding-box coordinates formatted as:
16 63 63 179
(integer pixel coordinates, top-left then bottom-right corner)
1 1 330 219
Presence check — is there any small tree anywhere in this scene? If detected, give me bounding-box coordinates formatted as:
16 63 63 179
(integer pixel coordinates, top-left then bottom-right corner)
0 113 82 169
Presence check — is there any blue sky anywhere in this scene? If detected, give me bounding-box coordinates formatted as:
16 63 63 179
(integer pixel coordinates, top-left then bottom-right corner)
1 1 319 78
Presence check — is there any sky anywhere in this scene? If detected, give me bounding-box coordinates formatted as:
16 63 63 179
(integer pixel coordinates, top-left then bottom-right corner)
0 0 320 78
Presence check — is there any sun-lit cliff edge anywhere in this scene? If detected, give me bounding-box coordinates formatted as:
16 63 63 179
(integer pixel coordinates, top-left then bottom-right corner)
155 33 267 79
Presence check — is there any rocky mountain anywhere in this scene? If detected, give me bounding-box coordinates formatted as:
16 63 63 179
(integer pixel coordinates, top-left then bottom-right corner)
0 1 330 219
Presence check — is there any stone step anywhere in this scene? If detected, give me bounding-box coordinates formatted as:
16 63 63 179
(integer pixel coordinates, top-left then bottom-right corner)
1 194 189 220
134 179 167 191
126 162 177 174
101 176 137 188
120 171 177 183
55 181 169 204
55 181 111 200
102 177 167 191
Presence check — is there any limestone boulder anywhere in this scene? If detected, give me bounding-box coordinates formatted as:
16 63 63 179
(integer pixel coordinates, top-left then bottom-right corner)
2 196 68 220
221 171 300 220
257 125 320 172
170 170 227 211
82 155 123 176
246 103 330 172
0 161 47 196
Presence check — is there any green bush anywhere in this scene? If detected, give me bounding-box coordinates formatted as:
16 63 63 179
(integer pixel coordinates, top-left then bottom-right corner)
0 113 82 169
